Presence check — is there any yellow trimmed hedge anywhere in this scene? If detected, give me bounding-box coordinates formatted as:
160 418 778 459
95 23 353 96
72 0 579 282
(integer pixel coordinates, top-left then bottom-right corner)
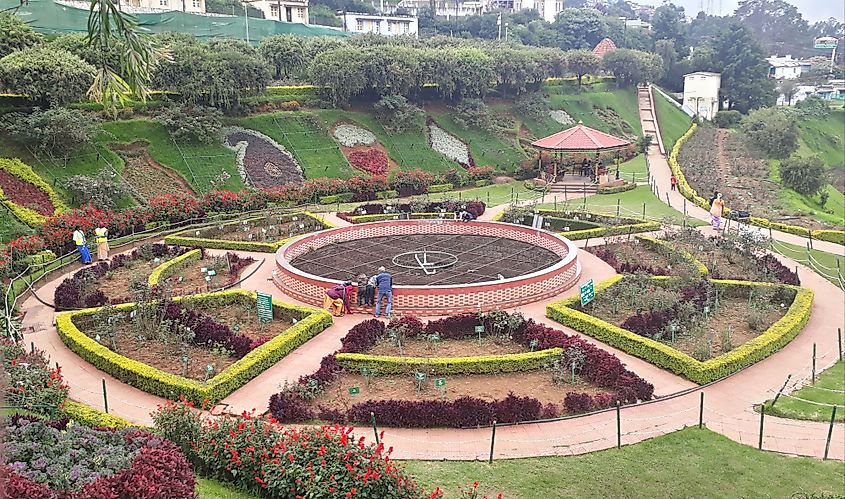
546 276 813 384
671 126 844 246
0 158 67 226
63 399 138 428
147 248 202 286
55 289 332 404
634 235 709 276
164 212 328 252
335 348 563 375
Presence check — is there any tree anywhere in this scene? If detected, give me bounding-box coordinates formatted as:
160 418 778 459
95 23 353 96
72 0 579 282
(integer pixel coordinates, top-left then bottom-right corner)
66 170 128 210
0 13 44 59
709 21 776 112
490 47 544 95
308 47 367 106
0 47 95 105
259 35 305 79
778 80 796 106
779 155 826 196
566 49 600 87
157 105 223 144
651 3 687 54
373 95 424 133
308 5 342 27
553 9 607 50
602 49 663 86
741 107 799 159
734 0 810 57
3 108 100 158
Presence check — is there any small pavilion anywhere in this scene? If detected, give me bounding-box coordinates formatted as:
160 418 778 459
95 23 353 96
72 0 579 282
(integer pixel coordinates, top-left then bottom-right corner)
530 122 632 185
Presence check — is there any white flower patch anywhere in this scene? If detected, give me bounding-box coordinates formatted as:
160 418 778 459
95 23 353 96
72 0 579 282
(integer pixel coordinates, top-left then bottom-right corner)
333 123 376 147
428 123 470 166
221 126 303 186
549 110 575 126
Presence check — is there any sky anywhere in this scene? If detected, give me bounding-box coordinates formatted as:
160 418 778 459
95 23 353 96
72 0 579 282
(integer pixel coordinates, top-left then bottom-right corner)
639 0 845 22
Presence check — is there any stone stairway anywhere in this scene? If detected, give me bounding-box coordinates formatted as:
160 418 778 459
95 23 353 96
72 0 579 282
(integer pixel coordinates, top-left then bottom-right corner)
638 84 665 155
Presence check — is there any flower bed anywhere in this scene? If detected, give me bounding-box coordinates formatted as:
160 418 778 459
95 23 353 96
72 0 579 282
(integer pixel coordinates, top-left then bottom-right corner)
149 249 255 294
223 126 304 188
2 339 68 417
347 149 389 176
55 289 332 404
547 276 813 384
0 158 66 226
497 207 659 240
2 420 195 498
165 211 328 252
268 312 653 427
337 199 486 223
54 243 191 310
152 401 428 498
332 123 376 147
428 121 473 167
588 235 708 277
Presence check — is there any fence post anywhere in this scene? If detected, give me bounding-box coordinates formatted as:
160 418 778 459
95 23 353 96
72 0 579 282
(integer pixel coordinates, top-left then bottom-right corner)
370 412 379 444
838 328 842 361
771 374 792 407
487 191 490 205
812 343 817 384
616 199 620 218
616 401 621 449
642 203 646 221
758 404 765 450
665 192 671 208
489 420 497 464
823 406 837 460
102 378 109 414
698 392 704 429
30 341 35 355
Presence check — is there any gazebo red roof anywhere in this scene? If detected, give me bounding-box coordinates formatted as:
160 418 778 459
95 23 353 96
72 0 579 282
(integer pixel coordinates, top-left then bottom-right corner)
531 123 631 152
592 38 617 58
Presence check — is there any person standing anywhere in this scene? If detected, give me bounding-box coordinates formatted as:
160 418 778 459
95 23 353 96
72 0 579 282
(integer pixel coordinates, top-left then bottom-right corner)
366 273 377 306
94 226 109 261
374 266 393 318
710 192 725 230
670 175 677 191
356 273 368 307
72 228 92 264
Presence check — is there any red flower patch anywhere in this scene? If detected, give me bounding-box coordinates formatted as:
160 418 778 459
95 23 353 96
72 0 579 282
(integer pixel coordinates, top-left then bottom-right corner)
347 150 389 176
0 170 54 216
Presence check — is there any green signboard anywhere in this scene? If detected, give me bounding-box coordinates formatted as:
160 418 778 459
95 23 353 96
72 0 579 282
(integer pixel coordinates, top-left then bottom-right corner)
348 386 360 395
434 378 446 388
415 372 427 381
580 279 595 306
256 292 273 324
474 325 485 333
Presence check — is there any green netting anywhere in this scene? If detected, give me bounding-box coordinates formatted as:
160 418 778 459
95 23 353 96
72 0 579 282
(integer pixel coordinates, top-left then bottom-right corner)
1 0 346 42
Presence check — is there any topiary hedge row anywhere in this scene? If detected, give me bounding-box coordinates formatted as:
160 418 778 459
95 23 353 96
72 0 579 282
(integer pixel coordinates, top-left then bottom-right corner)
147 248 203 286
55 289 332 404
546 276 813 384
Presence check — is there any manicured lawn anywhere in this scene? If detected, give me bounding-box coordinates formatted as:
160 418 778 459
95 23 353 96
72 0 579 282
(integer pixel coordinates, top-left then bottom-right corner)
771 239 844 287
536 185 705 226
232 111 352 180
618 154 648 182
196 478 257 499
796 109 845 168
653 90 693 152
547 86 642 138
762 360 844 422
317 109 455 174
403 427 844 499
102 120 243 194
429 111 527 171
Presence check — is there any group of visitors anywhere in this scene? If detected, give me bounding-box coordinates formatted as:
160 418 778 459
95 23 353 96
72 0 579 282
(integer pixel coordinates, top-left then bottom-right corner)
324 266 393 318
73 226 110 265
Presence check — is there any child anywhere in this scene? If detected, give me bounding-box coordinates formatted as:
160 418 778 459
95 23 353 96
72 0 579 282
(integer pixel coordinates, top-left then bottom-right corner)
366 273 377 306
357 273 368 306
670 175 677 191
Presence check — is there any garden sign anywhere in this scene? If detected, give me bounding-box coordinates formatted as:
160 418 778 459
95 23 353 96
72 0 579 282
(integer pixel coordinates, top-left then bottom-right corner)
256 292 273 323
580 279 595 306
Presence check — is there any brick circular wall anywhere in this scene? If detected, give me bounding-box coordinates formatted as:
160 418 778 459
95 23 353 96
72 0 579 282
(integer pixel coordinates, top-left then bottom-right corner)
274 220 581 316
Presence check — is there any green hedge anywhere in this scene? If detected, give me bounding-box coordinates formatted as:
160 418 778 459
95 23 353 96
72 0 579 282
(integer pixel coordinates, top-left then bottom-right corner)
55 290 332 404
474 179 491 187
148 248 202 286
266 85 318 97
564 221 660 240
319 192 355 204
428 183 454 193
335 348 563 375
546 277 813 384
63 400 137 429
597 182 636 195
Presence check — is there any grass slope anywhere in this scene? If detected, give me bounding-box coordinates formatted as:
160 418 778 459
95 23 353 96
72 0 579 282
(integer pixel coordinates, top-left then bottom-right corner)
403 428 844 499
771 240 845 287
769 159 845 228
547 84 643 138
230 112 353 180
0 205 35 243
796 109 845 168
762 360 844 422
653 90 692 152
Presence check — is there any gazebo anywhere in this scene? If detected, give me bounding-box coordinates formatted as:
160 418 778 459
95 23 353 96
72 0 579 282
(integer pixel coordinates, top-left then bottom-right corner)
530 122 632 185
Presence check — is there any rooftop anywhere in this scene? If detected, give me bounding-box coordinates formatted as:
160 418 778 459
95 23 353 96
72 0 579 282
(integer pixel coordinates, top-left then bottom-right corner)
531 123 631 152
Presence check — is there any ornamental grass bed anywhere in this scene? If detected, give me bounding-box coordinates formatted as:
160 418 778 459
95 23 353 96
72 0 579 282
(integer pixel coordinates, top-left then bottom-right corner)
70 293 299 381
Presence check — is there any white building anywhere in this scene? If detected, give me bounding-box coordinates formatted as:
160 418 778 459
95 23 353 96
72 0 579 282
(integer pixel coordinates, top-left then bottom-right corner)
90 0 206 13
397 0 563 21
767 55 808 80
342 12 418 36
251 0 309 23
682 72 721 121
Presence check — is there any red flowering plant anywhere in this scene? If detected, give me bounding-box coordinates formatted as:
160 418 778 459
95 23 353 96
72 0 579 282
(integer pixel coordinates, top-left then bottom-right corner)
147 192 205 224
390 170 435 195
201 190 269 213
467 166 494 181
348 150 389 176
1 339 68 417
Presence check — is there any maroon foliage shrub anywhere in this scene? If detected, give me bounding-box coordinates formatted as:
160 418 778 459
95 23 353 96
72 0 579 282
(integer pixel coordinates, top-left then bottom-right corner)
387 315 425 337
564 392 594 413
1 466 54 499
495 393 542 423
620 310 675 339
316 406 348 423
451 397 496 427
540 403 559 419
464 200 486 218
760 254 800 285
339 319 385 353
268 391 313 422
424 313 479 339
297 354 342 387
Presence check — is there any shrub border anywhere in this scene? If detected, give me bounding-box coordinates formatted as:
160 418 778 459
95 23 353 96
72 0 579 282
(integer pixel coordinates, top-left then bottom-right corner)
335 348 563 375
163 211 330 252
0 158 67 226
670 125 844 246
492 209 659 240
546 276 813 384
63 399 137 428
147 248 203 286
55 289 332 404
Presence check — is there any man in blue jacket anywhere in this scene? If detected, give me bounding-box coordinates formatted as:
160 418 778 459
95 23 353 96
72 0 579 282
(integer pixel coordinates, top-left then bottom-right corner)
374 266 393 318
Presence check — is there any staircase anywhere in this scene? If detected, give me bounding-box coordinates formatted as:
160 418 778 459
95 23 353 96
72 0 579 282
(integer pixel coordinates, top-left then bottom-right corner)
638 84 666 156
547 179 597 194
